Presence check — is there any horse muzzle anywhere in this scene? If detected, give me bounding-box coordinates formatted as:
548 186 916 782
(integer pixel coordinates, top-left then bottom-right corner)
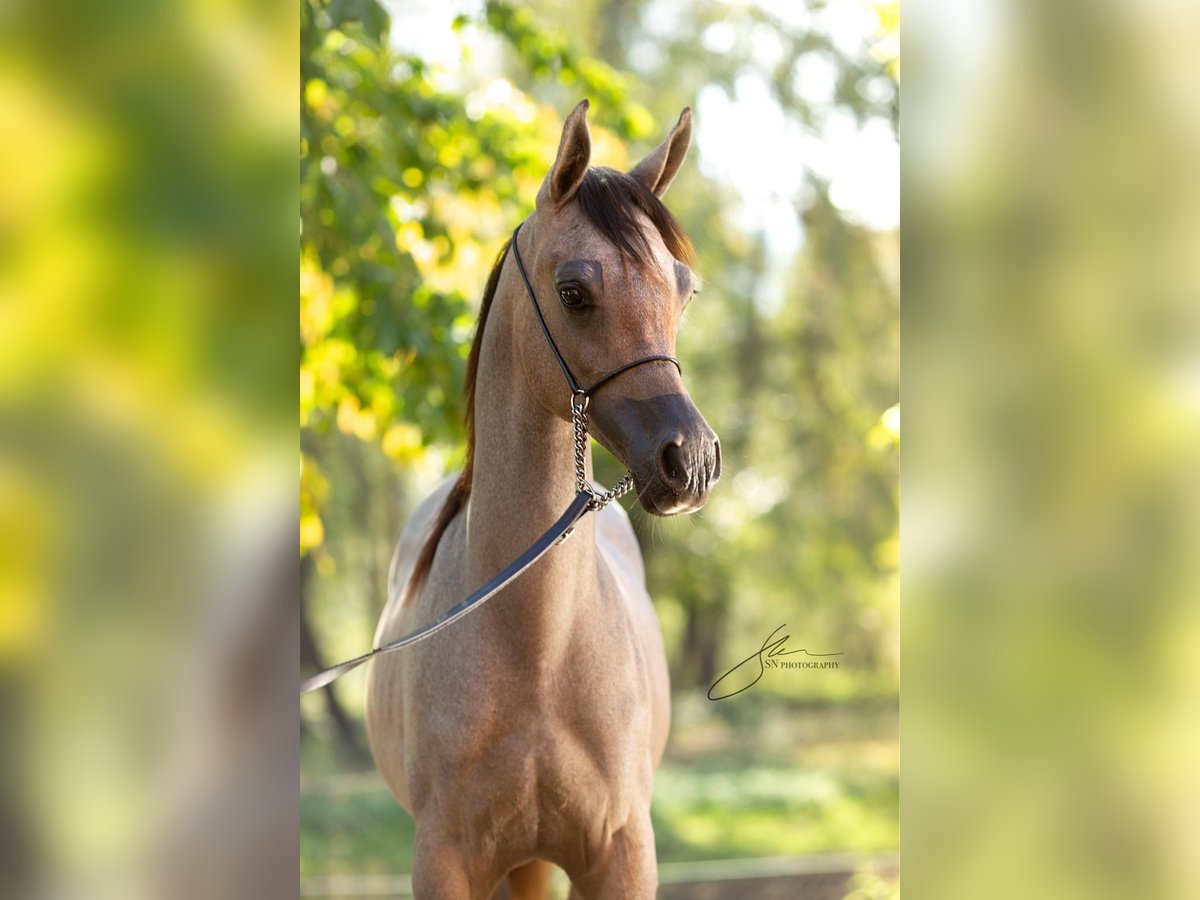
590 393 721 516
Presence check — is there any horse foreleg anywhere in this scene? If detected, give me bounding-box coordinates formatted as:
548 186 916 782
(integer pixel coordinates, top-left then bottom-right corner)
565 813 657 900
411 822 499 900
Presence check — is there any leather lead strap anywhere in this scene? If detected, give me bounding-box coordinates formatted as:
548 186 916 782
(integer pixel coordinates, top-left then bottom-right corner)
300 490 594 694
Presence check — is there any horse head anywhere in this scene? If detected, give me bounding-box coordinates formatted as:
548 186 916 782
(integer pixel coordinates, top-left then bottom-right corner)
516 100 721 515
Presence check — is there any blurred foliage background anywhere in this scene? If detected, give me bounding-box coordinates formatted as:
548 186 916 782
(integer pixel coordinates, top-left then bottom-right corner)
300 0 899 892
904 1 1200 899
1 0 298 897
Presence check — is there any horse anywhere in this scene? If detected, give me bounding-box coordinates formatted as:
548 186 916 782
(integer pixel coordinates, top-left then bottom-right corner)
366 99 720 900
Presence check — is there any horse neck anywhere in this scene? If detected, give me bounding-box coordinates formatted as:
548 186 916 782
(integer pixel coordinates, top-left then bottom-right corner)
465 262 599 647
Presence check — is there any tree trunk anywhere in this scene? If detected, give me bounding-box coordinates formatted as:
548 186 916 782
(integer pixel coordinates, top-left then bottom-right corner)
300 552 365 762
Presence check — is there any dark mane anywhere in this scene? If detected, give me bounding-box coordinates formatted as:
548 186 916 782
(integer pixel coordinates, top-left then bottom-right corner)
403 168 692 600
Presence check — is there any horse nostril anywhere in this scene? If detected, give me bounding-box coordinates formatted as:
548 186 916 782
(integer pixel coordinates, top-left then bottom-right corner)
658 438 688 489
711 438 722 483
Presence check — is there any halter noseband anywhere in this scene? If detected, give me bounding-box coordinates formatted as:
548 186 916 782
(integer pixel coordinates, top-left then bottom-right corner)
510 223 681 406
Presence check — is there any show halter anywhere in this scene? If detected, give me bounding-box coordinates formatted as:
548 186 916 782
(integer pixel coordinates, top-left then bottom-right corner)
300 223 681 694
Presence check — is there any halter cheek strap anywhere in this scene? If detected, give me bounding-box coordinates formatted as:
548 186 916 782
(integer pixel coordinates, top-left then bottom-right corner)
510 223 681 402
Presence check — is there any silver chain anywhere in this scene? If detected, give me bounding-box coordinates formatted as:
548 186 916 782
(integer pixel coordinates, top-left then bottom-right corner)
570 393 635 511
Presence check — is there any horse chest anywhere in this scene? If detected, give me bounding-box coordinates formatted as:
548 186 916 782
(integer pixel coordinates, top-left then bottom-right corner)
412 615 652 785
442 698 651 856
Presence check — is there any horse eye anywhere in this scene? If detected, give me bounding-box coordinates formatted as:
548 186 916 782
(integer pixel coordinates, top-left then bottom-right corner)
558 286 585 309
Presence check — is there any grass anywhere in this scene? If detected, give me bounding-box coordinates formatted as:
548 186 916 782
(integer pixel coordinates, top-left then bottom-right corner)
301 785 417 876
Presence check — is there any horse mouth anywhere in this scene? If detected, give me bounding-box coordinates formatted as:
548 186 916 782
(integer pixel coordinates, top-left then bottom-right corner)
633 472 711 516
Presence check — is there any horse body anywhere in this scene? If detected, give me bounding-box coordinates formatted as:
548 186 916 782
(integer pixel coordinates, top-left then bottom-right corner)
365 101 717 899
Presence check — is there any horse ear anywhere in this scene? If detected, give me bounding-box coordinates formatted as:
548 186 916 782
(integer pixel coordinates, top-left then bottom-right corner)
539 99 592 207
628 107 692 198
